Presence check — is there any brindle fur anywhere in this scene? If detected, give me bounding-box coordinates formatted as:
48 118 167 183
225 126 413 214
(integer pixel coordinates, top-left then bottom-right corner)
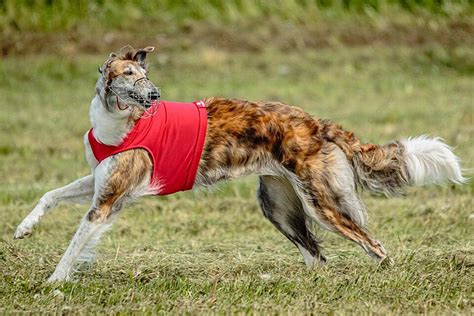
88 149 152 222
195 98 393 260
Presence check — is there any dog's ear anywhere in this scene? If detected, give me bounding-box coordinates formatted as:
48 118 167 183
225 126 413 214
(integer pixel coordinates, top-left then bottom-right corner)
133 47 155 63
100 52 118 76
119 45 134 58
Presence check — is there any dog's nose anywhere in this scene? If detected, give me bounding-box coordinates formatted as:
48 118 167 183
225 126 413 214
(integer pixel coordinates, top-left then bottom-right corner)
149 88 160 101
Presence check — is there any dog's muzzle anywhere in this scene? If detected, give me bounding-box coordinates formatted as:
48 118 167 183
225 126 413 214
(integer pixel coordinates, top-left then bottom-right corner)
129 77 160 108
149 87 160 101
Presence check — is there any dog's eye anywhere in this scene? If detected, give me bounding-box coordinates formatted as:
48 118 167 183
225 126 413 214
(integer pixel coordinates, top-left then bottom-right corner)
124 69 133 75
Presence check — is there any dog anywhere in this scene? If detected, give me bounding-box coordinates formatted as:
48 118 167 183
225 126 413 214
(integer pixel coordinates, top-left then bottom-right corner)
14 46 466 282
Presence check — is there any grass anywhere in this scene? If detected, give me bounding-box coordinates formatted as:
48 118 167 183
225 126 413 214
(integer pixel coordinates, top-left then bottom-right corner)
0 44 472 313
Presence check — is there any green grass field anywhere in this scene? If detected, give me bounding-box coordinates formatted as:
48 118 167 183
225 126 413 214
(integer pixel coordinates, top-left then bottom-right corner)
0 42 473 313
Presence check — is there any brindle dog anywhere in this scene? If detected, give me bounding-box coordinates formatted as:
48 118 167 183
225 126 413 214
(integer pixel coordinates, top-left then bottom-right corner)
14 46 465 282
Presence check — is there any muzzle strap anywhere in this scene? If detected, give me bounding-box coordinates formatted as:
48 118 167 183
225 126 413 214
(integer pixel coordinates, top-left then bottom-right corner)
133 77 148 87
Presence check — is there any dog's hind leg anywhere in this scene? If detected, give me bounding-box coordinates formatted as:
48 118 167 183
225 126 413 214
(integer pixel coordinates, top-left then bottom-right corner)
295 145 388 263
302 188 388 262
257 175 326 266
47 150 152 282
14 175 95 239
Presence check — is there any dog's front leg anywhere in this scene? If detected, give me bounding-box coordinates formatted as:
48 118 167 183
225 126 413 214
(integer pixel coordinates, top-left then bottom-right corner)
46 210 119 282
14 175 94 239
47 150 152 282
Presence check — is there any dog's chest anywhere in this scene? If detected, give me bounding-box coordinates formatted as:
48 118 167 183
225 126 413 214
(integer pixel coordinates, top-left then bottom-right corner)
89 100 208 195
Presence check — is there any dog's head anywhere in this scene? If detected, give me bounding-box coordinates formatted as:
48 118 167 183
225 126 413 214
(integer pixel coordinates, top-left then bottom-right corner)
96 45 159 114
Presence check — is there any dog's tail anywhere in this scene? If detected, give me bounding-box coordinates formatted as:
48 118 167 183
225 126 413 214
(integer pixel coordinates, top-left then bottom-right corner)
352 136 466 196
321 123 466 196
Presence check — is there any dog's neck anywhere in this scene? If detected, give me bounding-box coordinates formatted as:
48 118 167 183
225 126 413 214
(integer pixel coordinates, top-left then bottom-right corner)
89 95 134 146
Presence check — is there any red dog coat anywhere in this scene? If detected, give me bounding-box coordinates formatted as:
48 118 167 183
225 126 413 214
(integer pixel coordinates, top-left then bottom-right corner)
88 100 207 195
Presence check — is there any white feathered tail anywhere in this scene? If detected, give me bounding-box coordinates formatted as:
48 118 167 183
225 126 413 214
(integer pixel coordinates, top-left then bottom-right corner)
401 136 466 186
350 135 466 196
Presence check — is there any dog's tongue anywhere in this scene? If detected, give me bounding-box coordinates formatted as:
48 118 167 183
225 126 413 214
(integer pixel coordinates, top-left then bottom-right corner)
150 100 159 107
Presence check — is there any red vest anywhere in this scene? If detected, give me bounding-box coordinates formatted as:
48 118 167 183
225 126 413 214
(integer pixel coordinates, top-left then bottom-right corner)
88 100 207 195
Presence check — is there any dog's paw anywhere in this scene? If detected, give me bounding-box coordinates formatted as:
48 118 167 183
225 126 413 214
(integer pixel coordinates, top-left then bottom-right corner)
378 256 394 268
13 225 33 239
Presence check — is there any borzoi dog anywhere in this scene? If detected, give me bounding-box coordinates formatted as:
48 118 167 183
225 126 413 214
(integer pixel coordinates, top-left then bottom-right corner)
14 46 465 282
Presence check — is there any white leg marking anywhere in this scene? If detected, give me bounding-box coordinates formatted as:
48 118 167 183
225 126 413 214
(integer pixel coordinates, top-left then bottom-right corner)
327 146 367 226
296 243 318 266
47 214 116 282
14 175 94 239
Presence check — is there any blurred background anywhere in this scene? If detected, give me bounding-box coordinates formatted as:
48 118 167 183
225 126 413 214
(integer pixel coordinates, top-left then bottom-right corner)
0 1 472 313
1 0 473 55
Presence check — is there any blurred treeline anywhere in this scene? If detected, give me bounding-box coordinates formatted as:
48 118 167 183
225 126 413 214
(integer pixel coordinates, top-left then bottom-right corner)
1 0 471 32
1 0 472 55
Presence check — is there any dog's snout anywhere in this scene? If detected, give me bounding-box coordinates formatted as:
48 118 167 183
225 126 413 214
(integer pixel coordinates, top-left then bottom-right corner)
149 87 160 101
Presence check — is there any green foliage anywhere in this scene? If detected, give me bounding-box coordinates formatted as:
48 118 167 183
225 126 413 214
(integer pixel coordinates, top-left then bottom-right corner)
1 0 472 33
0 45 472 313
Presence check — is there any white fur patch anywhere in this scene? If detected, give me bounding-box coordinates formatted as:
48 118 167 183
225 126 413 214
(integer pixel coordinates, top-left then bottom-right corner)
327 146 367 226
14 175 95 239
401 136 466 186
47 214 117 282
296 243 317 266
89 95 131 146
